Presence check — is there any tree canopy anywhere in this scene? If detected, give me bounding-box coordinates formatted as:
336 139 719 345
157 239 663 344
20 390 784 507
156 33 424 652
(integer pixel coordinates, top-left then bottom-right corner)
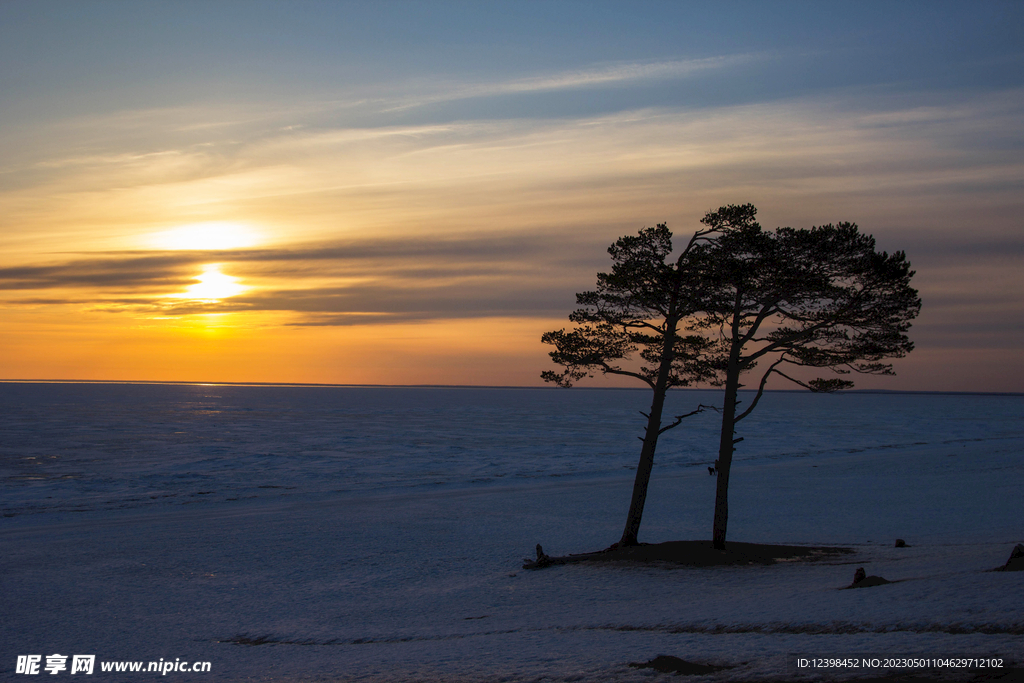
541 223 716 392
693 204 920 547
542 204 920 549
697 204 919 398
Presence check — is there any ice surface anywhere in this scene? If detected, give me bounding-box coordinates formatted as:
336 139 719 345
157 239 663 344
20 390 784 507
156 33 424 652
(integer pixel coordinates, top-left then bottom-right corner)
1 384 1022 681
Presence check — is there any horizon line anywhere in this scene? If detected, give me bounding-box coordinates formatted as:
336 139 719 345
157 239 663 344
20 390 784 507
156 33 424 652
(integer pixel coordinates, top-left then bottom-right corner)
1 378 1021 397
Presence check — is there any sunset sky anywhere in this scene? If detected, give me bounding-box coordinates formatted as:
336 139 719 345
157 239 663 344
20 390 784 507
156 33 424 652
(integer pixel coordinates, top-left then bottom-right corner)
1 1 1022 391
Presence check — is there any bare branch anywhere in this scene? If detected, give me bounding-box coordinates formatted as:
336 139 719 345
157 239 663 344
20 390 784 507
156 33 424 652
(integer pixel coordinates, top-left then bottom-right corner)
675 227 719 267
772 368 814 389
735 356 786 422
621 319 666 333
744 319 834 363
738 299 781 346
657 403 717 434
603 365 656 388
772 368 853 393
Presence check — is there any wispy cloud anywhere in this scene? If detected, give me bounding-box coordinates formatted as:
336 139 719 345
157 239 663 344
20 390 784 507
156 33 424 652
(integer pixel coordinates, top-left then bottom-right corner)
382 54 760 112
0 255 198 291
2 83 1021 347
0 231 600 323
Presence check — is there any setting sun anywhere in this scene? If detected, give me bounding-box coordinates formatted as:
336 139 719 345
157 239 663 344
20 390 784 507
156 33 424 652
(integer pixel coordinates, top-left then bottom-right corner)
172 264 248 301
0 2 1020 393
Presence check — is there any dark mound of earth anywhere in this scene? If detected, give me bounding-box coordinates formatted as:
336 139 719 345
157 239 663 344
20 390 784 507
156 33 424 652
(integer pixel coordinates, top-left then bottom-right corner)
628 655 731 675
523 540 852 569
994 543 1024 571
845 575 896 589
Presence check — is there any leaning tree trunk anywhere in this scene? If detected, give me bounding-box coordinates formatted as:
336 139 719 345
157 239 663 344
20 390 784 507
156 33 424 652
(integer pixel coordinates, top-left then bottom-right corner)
618 379 670 546
712 355 741 550
618 316 679 547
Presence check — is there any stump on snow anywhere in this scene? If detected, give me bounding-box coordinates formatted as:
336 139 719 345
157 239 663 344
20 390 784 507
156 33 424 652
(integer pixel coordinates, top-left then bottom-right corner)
846 566 893 588
523 543 552 569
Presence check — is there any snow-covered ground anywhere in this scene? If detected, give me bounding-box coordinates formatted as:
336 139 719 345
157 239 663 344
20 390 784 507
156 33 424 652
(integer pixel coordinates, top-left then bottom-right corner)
1 384 1021 681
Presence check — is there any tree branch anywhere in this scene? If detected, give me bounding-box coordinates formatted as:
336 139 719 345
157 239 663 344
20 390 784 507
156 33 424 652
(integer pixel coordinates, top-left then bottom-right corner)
735 356 786 422
602 365 656 389
769 367 852 392
675 227 718 267
657 403 717 434
744 319 835 363
621 319 666 333
738 299 780 346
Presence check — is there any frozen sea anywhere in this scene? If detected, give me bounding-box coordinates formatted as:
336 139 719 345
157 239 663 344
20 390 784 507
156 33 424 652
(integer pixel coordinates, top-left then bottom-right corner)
1 383 1022 682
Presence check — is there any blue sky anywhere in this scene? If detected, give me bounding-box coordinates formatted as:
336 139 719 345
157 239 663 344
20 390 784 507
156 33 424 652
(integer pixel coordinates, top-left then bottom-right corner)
4 2 1022 117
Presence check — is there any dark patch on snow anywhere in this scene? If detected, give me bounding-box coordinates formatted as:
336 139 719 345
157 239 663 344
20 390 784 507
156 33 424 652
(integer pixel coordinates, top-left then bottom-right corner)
523 540 853 569
628 655 732 675
223 634 280 646
844 566 898 589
